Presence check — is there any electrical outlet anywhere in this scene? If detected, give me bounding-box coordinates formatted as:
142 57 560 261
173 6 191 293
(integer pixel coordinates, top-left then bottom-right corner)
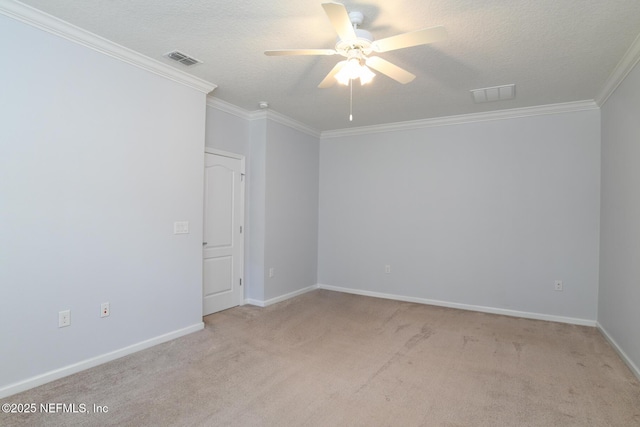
385 265 391 274
554 280 563 291
268 268 275 278
58 310 70 328
100 302 110 318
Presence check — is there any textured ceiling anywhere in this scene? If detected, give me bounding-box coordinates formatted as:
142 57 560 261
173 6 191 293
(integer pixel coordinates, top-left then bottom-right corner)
17 0 640 131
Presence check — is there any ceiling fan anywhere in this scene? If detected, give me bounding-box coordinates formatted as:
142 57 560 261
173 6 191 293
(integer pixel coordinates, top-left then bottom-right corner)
264 2 447 88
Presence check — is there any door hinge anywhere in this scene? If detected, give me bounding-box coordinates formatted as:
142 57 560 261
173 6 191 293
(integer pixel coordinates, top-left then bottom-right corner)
241 173 245 182
240 225 243 234
239 278 242 286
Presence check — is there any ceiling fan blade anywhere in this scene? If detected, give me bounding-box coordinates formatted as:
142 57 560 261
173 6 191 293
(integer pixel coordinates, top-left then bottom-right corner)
264 49 337 56
372 26 447 53
318 60 347 88
365 56 415 84
322 2 356 41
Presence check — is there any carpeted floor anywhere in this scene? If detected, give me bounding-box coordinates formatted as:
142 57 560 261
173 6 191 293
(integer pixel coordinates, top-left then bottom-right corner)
2 289 639 426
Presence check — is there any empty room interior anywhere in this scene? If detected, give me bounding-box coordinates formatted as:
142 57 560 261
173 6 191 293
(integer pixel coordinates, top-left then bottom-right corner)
1 0 640 425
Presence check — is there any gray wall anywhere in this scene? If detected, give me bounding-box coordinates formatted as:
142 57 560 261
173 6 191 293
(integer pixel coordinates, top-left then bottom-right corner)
0 15 206 391
599 60 640 373
264 121 319 300
205 107 249 155
247 118 267 301
205 110 320 303
319 111 601 322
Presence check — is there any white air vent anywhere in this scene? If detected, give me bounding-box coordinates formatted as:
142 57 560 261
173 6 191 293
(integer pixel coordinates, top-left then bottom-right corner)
470 84 515 103
164 50 202 66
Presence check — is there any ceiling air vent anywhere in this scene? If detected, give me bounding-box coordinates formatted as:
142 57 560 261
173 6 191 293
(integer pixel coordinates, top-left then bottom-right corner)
470 84 515 103
164 50 202 66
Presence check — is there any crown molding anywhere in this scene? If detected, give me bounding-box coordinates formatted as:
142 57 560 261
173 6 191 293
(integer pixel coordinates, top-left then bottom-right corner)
208 96 597 141
265 109 321 138
0 0 216 94
206 97 321 138
320 100 599 139
595 32 640 106
206 97 255 120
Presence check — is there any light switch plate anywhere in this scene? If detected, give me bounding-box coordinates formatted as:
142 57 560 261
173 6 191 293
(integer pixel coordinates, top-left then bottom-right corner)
174 221 189 234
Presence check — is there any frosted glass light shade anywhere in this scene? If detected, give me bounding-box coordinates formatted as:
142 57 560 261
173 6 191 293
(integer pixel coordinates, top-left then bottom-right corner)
359 65 375 85
335 59 376 86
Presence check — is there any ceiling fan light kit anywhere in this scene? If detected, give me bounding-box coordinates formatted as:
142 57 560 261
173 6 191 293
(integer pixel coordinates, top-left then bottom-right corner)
264 2 447 120
334 59 376 86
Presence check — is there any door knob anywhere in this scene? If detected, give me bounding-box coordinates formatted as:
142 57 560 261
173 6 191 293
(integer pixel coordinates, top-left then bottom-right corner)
202 242 208 246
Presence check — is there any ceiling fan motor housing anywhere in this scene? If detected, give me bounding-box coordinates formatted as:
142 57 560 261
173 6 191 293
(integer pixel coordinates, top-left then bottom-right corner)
336 27 374 57
354 28 373 41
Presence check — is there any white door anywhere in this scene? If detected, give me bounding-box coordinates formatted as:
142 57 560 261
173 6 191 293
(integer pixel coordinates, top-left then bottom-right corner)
203 152 244 315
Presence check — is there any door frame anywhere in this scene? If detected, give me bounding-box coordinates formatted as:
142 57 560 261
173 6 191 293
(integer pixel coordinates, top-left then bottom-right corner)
203 147 246 312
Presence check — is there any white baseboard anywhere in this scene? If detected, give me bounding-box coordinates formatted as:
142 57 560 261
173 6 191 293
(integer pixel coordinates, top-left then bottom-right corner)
244 284 319 307
0 322 204 399
597 322 640 381
244 298 265 307
317 284 596 327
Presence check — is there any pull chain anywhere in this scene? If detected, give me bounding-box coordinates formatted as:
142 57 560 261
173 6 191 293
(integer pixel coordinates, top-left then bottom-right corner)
350 19 357 121
349 78 353 121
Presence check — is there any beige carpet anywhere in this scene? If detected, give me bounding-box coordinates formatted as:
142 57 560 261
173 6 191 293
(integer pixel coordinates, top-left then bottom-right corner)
2 290 639 426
